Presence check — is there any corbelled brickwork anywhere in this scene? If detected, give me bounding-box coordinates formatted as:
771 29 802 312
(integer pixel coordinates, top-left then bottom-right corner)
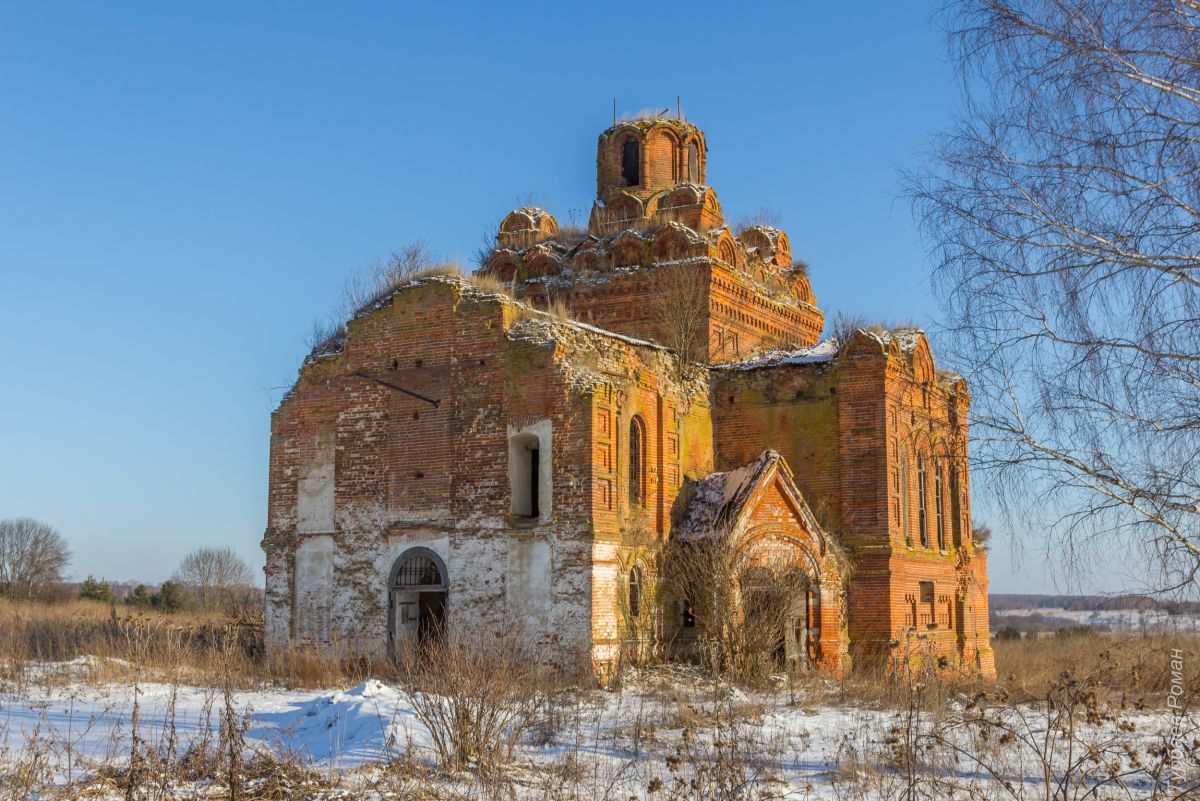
264 116 994 677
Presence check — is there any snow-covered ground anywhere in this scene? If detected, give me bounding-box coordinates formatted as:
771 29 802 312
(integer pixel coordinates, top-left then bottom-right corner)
1 660 1196 799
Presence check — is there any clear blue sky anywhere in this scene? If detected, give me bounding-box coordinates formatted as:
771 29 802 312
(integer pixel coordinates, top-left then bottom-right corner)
0 2 1078 593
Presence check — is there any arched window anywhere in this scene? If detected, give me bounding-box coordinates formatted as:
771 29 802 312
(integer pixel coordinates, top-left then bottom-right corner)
917 451 928 548
621 138 640 187
949 466 963 548
934 460 946 551
628 566 642 618
687 141 699 183
392 549 446 588
900 451 912 546
629 416 646 507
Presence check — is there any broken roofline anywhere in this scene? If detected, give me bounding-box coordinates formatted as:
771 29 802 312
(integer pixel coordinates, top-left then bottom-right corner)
302 273 674 366
713 325 939 372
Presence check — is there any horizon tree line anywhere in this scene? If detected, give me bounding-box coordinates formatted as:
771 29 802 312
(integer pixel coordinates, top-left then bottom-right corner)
0 517 259 614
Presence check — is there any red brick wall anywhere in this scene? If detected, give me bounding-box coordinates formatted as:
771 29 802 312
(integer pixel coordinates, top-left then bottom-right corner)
710 331 994 675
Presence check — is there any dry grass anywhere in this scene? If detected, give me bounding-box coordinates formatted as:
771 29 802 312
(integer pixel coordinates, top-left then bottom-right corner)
394 625 565 775
465 271 515 297
0 598 375 691
305 242 465 358
993 630 1200 702
552 224 589 248
509 295 578 326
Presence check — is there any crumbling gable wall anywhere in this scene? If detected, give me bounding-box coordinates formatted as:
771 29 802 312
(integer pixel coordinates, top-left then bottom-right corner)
264 280 603 663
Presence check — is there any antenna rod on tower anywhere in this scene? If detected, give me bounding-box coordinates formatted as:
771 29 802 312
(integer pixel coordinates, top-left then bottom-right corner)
613 98 616 126
677 95 681 119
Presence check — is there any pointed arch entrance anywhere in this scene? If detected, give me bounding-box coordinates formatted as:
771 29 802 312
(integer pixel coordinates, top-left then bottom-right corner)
388 547 447 657
671 451 850 674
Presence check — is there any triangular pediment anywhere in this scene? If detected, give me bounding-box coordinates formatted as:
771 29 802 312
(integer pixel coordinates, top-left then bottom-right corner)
675 450 832 558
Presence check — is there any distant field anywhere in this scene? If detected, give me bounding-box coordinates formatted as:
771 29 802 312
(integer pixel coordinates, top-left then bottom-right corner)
991 592 1200 634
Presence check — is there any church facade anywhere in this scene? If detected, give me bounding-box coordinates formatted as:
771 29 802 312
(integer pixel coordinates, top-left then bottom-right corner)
263 117 994 676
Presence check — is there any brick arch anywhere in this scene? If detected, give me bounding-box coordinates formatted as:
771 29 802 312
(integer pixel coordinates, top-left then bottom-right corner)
735 523 847 673
774 231 792 265
684 135 705 184
617 130 644 187
914 435 935 549
911 336 936 384
483 253 519 283
610 231 647 268
931 439 952 552
791 271 815 305
739 525 826 581
571 246 607 273
498 208 558 249
524 251 562 278
647 126 682 183
898 444 914 547
499 210 529 234
700 187 722 216
661 184 703 209
605 193 644 227
651 225 699 262
716 232 740 267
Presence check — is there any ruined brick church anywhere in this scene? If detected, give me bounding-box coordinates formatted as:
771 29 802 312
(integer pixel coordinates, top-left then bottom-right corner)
263 116 994 676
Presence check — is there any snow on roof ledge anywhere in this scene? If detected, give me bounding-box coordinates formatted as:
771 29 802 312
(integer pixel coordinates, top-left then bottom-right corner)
717 339 840 370
674 450 783 539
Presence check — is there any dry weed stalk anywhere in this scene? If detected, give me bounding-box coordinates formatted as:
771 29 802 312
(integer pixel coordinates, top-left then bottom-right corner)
660 533 813 684
394 625 559 775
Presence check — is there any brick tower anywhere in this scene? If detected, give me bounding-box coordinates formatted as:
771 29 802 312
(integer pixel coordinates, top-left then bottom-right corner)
479 116 824 361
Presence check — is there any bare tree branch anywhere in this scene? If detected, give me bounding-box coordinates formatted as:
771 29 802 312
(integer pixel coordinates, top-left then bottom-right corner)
910 0 1200 593
0 518 71 600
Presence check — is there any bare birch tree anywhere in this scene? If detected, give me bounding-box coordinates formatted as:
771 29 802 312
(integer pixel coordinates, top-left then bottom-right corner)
910 0 1200 592
0 518 70 600
651 263 709 372
172 546 255 613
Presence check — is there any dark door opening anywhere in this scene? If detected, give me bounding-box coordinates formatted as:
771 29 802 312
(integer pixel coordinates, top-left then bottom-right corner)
417 591 446 644
389 548 449 659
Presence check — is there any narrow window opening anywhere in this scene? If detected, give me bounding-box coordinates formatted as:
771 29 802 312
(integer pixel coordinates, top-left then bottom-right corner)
529 446 540 518
509 431 544 519
629 416 646 507
628 566 642 619
687 141 699 183
621 138 640 187
917 451 928 548
935 460 945 551
900 451 911 546
949 466 963 548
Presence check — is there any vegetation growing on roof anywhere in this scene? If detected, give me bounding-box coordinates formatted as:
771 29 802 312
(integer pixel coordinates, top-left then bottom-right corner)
305 242 509 363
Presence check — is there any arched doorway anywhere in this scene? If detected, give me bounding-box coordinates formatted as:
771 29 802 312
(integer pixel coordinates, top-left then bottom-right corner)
740 564 818 674
779 569 816 673
388 548 447 657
